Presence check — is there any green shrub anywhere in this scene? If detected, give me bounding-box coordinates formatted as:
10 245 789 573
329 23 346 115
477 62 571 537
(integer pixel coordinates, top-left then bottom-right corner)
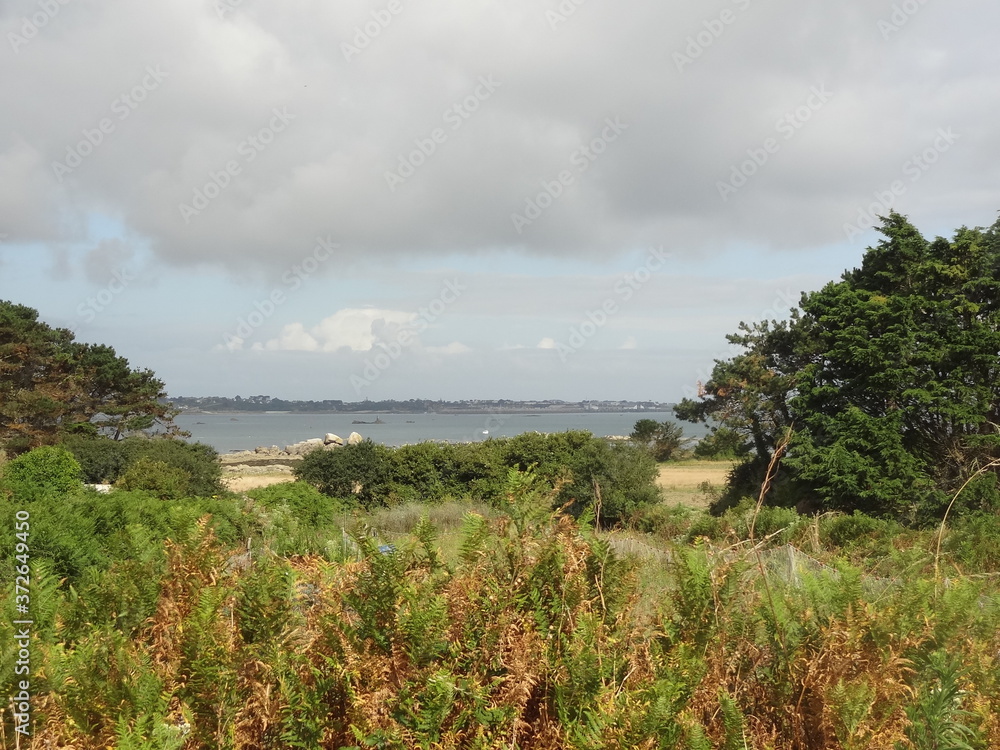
124 438 222 497
943 512 1000 574
295 440 395 508
1 445 83 501
685 514 725 543
115 457 191 500
631 503 695 539
820 512 897 549
247 480 347 528
61 435 222 496
728 504 801 544
61 434 130 483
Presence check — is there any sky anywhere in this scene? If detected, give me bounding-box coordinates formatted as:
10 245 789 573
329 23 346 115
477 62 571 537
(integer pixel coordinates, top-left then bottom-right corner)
1 0 998 403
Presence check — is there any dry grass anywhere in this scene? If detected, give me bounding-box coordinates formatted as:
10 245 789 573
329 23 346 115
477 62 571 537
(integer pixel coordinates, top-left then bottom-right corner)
656 459 734 509
222 473 295 492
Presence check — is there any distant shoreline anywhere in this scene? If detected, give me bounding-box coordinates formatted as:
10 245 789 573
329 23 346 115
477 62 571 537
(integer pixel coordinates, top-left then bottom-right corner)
180 408 661 416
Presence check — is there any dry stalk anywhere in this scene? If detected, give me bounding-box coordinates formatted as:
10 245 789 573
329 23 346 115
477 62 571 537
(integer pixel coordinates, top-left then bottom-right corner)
933 457 1000 590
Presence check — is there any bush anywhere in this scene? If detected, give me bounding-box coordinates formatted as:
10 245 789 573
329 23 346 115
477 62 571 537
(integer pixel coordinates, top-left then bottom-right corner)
295 440 395 508
247 481 347 529
295 432 662 525
820 512 897 549
1 445 83 501
60 434 129 483
61 435 223 496
114 457 191 500
631 503 695 539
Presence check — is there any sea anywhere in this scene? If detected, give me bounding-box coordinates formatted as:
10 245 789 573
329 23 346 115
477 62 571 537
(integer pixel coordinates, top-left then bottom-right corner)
174 411 706 454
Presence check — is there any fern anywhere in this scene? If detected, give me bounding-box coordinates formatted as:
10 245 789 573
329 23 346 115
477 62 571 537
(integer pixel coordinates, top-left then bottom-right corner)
896 650 983 750
828 679 875 750
684 719 713 750
458 512 490 564
718 690 747 750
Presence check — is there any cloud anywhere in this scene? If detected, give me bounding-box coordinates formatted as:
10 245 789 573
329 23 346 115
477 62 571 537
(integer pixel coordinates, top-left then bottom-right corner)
264 308 417 351
2 0 997 276
426 342 472 355
536 337 556 349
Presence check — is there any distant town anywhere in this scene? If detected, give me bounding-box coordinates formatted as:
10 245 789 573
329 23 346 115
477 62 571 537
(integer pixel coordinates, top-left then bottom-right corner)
170 395 675 414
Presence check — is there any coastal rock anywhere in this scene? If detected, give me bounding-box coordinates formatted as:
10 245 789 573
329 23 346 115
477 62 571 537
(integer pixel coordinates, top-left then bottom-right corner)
348 431 363 445
324 433 344 446
284 438 324 456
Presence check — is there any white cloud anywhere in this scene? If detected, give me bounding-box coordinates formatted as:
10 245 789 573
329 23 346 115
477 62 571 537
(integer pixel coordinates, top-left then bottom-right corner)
621 336 637 350
264 308 417 351
426 342 472 354
537 337 556 349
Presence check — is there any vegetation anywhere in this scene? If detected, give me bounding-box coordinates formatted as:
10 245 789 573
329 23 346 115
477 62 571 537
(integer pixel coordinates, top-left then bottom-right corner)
676 212 1000 521
0 301 182 455
295 432 660 525
61 434 224 496
2 450 999 748
630 418 686 461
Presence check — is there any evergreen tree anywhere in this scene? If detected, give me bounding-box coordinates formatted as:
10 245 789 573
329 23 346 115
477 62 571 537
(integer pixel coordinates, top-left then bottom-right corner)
676 212 1000 519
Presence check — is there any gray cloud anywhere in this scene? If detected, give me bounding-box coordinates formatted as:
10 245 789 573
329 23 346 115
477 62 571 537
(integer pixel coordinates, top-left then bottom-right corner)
2 0 998 275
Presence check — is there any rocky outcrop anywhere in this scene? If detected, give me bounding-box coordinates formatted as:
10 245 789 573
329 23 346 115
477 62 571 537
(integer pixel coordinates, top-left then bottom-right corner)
285 438 325 455
220 432 363 462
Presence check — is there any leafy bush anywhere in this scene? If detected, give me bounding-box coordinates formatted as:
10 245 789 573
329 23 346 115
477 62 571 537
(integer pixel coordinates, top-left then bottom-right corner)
60 434 130 483
295 440 395 508
115 457 191 500
820 512 898 549
630 503 695 539
128 438 222 497
62 435 223 496
1 445 83 501
295 432 661 524
246 480 347 528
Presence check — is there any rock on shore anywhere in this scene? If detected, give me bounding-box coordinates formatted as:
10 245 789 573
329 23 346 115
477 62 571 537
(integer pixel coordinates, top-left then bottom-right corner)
219 431 366 463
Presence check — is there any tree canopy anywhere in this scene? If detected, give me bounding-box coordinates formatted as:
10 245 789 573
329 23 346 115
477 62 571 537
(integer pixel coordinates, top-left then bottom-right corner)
0 301 181 454
675 212 1000 521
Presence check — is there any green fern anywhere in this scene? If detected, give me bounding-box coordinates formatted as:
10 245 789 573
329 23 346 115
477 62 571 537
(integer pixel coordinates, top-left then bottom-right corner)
718 690 747 750
896 650 983 750
828 678 875 750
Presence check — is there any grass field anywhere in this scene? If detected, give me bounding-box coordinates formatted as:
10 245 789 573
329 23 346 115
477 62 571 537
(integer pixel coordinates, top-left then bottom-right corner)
655 458 734 509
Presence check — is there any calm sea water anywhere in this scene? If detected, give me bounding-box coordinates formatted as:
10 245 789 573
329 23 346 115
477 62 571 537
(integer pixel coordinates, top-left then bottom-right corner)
174 411 704 453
